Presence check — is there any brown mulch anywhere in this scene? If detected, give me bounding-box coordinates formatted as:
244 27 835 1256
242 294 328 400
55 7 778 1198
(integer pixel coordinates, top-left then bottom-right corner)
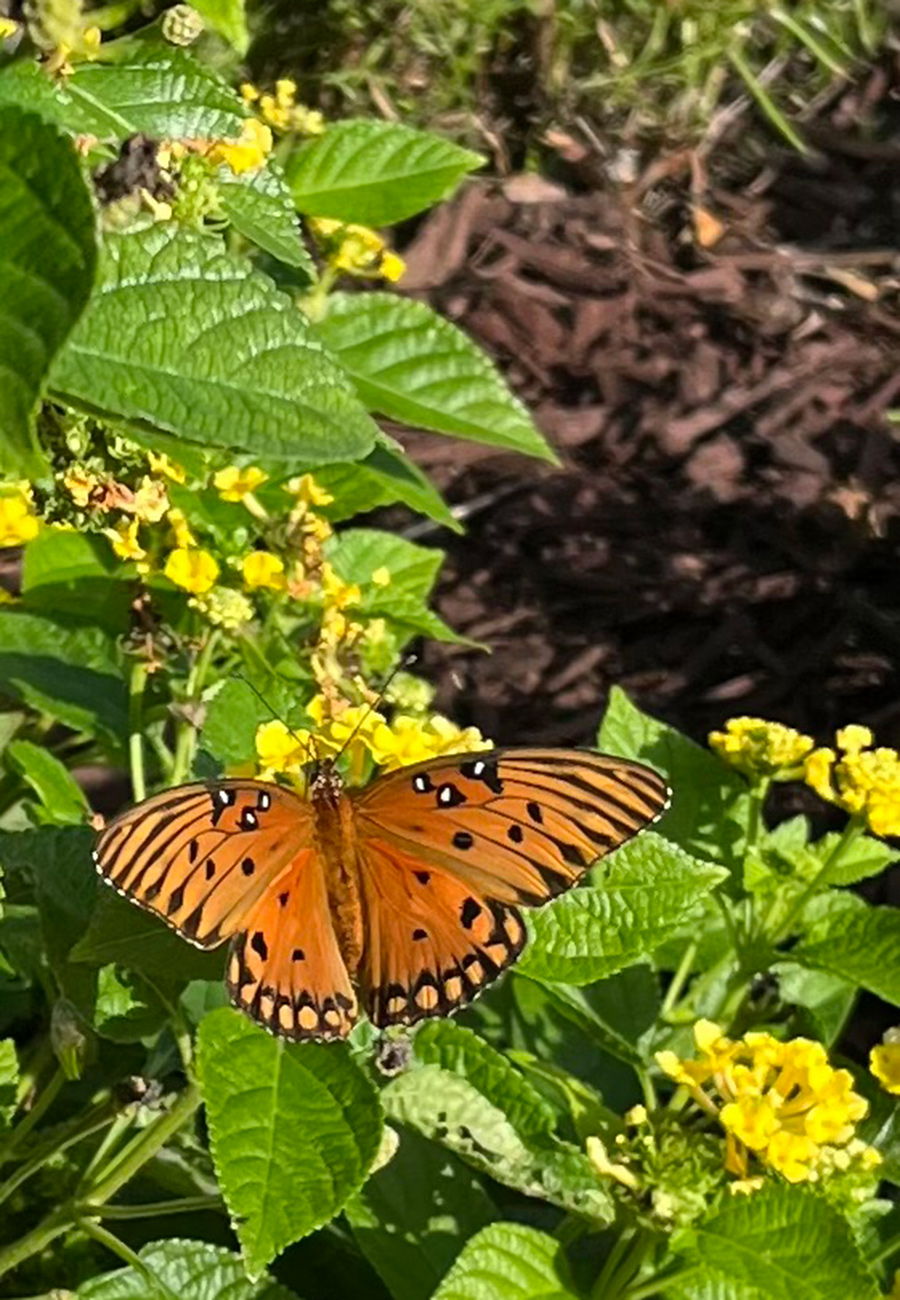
384 60 900 760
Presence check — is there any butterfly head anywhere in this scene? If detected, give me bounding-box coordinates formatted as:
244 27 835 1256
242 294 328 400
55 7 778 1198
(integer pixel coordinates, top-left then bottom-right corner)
308 758 344 808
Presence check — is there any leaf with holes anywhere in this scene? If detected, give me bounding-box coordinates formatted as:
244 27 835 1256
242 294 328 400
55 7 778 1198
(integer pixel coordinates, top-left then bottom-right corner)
197 1007 383 1276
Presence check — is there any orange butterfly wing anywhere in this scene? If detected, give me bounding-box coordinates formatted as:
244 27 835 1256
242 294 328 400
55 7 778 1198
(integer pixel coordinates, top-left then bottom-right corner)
352 748 669 1027
94 780 356 1041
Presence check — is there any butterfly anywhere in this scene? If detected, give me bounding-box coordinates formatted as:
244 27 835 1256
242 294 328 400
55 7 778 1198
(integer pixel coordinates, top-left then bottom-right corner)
93 749 669 1041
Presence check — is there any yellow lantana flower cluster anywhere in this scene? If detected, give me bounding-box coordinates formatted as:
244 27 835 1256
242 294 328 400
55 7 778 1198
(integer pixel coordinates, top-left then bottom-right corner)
207 118 273 175
708 717 815 780
805 725 900 838
0 482 39 548
240 79 325 135
657 1020 875 1186
310 217 405 283
870 1028 900 1096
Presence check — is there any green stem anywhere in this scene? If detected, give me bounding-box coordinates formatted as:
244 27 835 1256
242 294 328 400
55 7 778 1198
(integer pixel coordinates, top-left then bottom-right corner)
745 777 770 854
775 817 865 940
1 1067 64 1164
128 660 148 803
83 1194 223 1220
0 1105 114 1209
661 941 697 1020
727 47 808 153
0 1209 71 1280
301 263 338 321
592 1228 635 1300
623 1265 703 1299
76 1216 179 1300
170 633 219 786
88 0 143 30
81 1083 201 1208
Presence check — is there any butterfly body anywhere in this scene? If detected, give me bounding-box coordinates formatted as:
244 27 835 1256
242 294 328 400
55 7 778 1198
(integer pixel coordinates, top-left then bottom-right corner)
94 748 669 1042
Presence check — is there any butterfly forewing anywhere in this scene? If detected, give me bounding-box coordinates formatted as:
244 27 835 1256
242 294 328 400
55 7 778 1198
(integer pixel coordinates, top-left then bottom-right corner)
352 748 669 1028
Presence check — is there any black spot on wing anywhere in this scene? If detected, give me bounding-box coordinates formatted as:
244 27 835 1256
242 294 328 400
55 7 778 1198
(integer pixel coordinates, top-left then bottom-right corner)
461 897 482 929
452 830 474 850
436 783 467 808
251 931 268 961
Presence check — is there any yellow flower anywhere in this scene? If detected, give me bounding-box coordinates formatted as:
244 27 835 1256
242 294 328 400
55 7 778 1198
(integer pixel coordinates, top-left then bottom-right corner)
103 517 146 563
284 473 334 507
147 451 186 483
190 587 254 631
708 717 814 779
213 465 268 502
292 105 325 135
209 118 273 174
871 1029 900 1095
240 82 259 103
321 562 361 610
242 551 286 591
164 547 219 594
370 713 491 772
129 476 169 523
0 484 39 547
255 719 312 776
805 726 900 837
371 566 391 587
379 251 405 283
167 507 195 549
61 465 99 507
0 17 20 38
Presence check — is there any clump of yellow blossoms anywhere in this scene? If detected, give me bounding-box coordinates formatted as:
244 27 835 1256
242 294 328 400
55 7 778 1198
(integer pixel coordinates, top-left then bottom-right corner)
871 1028 900 1096
206 118 273 175
805 726 900 838
310 217 405 284
189 587 254 632
240 79 325 136
0 482 40 547
708 718 815 780
657 1020 876 1186
213 465 267 503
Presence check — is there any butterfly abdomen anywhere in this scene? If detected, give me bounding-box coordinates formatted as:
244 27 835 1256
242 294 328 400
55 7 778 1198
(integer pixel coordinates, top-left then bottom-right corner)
313 788 364 978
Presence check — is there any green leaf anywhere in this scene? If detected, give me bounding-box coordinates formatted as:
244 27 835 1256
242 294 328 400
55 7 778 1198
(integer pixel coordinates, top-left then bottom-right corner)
287 119 482 226
197 1007 383 1276
312 294 555 461
791 901 900 1005
22 528 131 635
0 61 130 137
191 0 249 53
201 677 311 769
0 609 127 744
674 1183 879 1300
93 964 170 1042
347 1126 494 1300
0 1039 18 1129
599 687 750 869
518 832 727 985
218 164 315 276
77 1238 301 1299
413 1020 558 1142
382 1066 613 1222
50 225 378 465
806 831 898 885
6 739 89 826
71 892 223 982
326 527 464 644
772 961 856 1047
433 1223 577 1300
0 107 97 479
313 442 459 532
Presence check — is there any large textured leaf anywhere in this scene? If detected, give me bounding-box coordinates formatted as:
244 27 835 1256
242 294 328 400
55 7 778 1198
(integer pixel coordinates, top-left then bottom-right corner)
50 225 377 465
0 61 130 137
382 1066 613 1222
78 1238 300 1299
0 107 96 479
518 832 727 985
791 902 900 1005
433 1223 577 1300
347 1126 494 1300
674 1184 879 1300
312 294 554 460
218 165 315 276
599 687 749 870
197 1007 383 1276
0 610 126 744
287 119 482 226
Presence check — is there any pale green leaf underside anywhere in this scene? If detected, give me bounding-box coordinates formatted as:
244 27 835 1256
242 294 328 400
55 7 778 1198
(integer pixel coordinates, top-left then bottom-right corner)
433 1223 577 1300
50 225 378 465
78 1238 299 1299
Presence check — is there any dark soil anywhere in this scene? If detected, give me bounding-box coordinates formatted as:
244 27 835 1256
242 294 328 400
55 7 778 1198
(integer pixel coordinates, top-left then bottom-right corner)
386 58 900 767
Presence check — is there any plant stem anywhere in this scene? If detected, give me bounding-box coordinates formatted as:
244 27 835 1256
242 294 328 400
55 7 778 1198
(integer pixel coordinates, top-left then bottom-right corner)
1 1067 64 1164
0 1106 114 1209
745 777 770 854
775 816 865 940
76 1215 179 1300
83 1194 223 1220
81 1083 201 1207
128 660 148 803
592 1228 635 1300
623 1264 702 1299
661 941 697 1020
727 46 808 152
0 1208 70 1280
170 632 218 786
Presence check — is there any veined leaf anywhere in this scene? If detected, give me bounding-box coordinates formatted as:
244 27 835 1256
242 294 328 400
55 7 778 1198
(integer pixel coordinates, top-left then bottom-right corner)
50 225 378 465
312 442 459 532
77 1238 300 1299
312 294 555 461
518 833 727 985
287 119 482 226
218 164 315 277
433 1223 577 1300
22 528 131 636
0 107 96 480
7 740 89 826
792 902 900 1005
197 1007 383 1276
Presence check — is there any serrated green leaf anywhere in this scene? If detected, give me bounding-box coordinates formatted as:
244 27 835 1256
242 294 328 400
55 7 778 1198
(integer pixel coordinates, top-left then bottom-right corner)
93 964 170 1042
197 1007 383 1276
312 442 459 532
599 688 750 869
433 1223 577 1300
382 1066 613 1222
0 106 96 479
0 1039 18 1129
414 1021 558 1141
0 609 127 744
0 61 131 136
50 225 378 465
218 164 315 276
71 891 223 982
791 902 900 1005
347 1126 494 1300
312 294 555 461
674 1183 879 1300
201 677 312 769
288 119 482 226
807 831 897 885
77 1238 300 1299
191 0 249 53
518 832 727 985
7 739 89 826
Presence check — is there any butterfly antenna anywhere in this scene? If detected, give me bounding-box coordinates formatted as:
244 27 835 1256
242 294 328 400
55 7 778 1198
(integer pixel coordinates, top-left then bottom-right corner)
234 672 315 768
333 654 416 762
